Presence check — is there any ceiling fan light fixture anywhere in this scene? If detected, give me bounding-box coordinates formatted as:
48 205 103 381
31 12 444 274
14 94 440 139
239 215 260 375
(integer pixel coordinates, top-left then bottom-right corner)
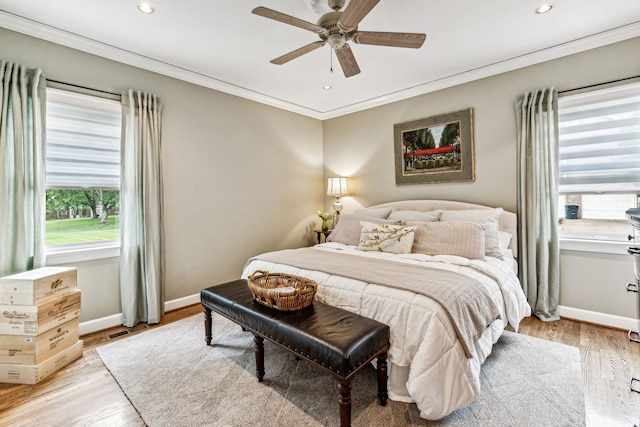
327 33 346 49
137 3 156 14
535 4 553 14
323 85 332 90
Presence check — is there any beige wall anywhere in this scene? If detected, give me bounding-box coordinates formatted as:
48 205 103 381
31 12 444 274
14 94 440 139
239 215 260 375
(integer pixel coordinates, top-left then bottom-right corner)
1 28 324 322
323 37 640 320
2 26 639 324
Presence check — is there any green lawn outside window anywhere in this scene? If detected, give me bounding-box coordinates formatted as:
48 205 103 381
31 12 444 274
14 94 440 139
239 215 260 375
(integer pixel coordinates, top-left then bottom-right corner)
46 216 120 246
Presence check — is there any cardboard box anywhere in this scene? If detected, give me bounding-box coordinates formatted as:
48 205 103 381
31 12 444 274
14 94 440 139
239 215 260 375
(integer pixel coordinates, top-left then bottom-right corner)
0 290 81 335
0 267 77 305
0 340 83 385
0 318 79 364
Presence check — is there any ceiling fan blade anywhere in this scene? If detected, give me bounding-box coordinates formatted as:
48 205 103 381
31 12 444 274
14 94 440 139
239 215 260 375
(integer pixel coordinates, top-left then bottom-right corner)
252 7 326 35
352 31 426 49
271 41 326 65
338 0 380 31
335 44 361 78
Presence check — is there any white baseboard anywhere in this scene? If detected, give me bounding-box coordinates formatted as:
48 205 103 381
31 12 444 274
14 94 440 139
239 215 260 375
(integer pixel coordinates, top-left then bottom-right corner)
79 298 638 336
164 293 200 312
79 313 123 336
79 293 200 336
558 305 639 331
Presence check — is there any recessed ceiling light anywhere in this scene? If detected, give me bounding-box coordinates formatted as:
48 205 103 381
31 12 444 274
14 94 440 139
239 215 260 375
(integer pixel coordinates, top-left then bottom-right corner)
137 3 155 14
535 4 553 14
323 85 332 90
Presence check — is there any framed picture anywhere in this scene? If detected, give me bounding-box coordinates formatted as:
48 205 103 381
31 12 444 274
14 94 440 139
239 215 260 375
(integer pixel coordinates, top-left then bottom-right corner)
394 108 474 185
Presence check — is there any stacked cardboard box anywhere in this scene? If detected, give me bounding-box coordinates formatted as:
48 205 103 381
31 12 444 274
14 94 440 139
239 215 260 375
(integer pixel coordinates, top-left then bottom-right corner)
0 267 83 384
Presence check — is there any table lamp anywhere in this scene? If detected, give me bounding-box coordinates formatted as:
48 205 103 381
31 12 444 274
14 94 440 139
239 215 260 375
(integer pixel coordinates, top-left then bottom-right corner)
327 177 349 215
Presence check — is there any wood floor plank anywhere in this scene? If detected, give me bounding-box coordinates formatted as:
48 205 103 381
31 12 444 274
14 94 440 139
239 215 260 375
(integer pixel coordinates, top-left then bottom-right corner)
1 306 639 426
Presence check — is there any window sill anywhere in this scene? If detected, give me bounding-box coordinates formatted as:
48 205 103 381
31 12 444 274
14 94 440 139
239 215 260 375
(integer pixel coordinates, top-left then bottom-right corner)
559 238 630 255
46 243 120 265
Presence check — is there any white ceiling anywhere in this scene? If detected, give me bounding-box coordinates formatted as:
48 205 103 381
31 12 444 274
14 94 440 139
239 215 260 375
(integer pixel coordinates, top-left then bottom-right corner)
1 0 639 119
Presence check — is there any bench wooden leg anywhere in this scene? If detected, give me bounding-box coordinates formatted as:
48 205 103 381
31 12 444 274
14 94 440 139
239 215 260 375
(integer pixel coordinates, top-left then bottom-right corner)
203 306 212 345
254 335 265 382
338 381 352 427
377 352 388 406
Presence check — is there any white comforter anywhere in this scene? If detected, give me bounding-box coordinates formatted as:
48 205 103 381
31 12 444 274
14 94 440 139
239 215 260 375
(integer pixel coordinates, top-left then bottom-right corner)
242 242 531 420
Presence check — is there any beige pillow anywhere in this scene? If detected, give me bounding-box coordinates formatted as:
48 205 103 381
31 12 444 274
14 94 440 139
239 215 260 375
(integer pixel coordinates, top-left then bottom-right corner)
356 221 417 254
388 209 441 222
410 221 486 260
326 214 401 246
439 208 503 259
353 207 393 219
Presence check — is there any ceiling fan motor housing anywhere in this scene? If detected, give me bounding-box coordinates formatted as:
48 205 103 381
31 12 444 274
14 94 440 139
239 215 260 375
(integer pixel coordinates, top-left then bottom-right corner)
318 11 352 49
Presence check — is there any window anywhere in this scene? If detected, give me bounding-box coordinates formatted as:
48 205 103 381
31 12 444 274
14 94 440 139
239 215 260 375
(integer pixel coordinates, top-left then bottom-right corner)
558 81 640 242
45 87 122 253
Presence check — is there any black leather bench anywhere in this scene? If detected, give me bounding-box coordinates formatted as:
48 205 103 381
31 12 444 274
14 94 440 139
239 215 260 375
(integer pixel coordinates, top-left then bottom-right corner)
200 279 390 427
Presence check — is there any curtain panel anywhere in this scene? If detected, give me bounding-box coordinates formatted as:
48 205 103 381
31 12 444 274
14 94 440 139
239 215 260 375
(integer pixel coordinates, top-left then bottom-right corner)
120 90 165 327
0 61 46 277
515 87 560 322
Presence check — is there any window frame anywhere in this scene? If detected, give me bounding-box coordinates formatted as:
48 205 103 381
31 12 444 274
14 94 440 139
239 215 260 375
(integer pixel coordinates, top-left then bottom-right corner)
557 80 640 251
44 82 122 263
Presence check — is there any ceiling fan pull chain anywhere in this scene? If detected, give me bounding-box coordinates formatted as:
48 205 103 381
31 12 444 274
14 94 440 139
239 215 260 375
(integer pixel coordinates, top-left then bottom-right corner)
330 48 334 73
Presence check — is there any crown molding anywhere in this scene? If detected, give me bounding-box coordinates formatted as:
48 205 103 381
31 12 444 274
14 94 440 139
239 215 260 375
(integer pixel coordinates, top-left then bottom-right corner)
2 12 639 120
321 21 640 119
0 12 325 119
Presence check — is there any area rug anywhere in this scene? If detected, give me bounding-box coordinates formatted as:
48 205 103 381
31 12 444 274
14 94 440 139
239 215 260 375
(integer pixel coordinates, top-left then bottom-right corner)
97 314 585 426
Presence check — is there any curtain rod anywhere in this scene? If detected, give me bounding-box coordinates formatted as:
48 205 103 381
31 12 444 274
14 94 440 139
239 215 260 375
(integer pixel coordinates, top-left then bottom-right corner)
559 74 640 94
47 78 121 98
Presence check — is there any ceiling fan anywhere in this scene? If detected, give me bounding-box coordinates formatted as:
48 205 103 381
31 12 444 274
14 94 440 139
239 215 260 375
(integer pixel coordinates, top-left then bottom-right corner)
252 0 426 78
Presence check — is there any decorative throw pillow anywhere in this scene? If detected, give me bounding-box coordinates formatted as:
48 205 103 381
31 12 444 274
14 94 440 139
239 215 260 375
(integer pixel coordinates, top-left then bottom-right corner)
389 209 442 222
326 215 401 246
409 221 486 260
356 221 417 254
498 231 513 250
439 208 504 259
353 207 394 219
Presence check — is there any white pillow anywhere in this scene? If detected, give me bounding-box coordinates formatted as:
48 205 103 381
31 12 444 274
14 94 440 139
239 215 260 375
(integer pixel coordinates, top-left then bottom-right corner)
409 221 486 260
499 231 513 250
388 209 441 222
326 215 400 246
356 221 417 254
439 208 503 259
353 207 393 219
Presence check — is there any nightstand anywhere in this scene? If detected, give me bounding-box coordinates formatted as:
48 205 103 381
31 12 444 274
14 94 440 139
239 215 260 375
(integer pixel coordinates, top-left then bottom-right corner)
314 230 332 244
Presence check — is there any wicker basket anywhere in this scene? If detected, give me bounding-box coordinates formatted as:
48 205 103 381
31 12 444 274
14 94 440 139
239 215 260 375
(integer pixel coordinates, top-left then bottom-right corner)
247 270 317 311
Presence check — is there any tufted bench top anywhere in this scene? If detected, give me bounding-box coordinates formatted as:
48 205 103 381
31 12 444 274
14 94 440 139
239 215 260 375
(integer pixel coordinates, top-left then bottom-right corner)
200 279 390 379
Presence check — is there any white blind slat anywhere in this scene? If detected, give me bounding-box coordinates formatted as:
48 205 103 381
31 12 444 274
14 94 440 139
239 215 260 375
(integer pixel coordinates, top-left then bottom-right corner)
558 82 640 194
46 88 121 189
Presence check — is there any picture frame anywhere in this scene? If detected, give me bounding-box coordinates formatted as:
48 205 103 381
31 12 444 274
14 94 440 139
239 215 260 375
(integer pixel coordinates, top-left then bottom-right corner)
394 108 475 185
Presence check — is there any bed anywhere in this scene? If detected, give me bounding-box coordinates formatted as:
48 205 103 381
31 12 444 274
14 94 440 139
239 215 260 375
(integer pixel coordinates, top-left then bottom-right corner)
241 200 531 420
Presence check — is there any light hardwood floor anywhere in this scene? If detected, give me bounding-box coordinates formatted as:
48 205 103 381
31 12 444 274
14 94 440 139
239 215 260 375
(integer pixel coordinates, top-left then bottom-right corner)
1 306 639 426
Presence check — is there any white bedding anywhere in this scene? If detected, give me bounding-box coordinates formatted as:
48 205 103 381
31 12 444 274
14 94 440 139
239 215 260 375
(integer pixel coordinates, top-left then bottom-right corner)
242 242 531 420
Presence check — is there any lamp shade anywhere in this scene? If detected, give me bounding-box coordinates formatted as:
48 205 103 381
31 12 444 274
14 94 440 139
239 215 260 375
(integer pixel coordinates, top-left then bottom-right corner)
327 177 349 197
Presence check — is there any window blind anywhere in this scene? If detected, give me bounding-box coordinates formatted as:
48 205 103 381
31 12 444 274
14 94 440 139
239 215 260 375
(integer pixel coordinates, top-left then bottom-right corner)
46 88 122 189
558 82 640 194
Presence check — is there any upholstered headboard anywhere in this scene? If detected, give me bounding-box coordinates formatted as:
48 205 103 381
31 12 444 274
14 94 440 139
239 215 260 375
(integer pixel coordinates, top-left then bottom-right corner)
369 200 518 257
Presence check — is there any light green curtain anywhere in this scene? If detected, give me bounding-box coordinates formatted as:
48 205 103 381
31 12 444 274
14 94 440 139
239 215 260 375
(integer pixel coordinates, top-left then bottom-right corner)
515 87 560 322
120 90 164 327
0 61 46 277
